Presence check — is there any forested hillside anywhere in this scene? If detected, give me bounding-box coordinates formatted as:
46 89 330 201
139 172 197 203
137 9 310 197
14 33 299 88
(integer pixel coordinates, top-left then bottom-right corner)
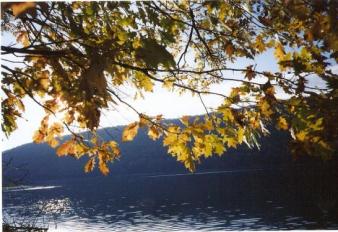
3 119 292 183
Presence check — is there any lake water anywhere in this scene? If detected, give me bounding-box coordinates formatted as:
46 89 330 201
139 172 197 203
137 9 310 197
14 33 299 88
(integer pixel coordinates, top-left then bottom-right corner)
3 170 338 231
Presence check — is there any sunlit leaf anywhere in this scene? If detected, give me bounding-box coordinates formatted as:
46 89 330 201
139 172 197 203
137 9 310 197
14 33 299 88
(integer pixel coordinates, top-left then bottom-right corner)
9 2 36 17
277 117 288 130
148 126 161 140
84 158 95 173
56 140 75 156
122 122 139 142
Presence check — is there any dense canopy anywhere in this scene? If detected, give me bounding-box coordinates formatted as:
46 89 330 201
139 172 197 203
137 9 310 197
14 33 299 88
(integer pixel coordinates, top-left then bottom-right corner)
1 1 337 174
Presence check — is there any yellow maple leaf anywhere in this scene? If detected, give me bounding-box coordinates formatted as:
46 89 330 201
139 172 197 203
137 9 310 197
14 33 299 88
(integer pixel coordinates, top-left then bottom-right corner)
48 138 59 148
277 116 288 130
16 31 30 47
84 158 95 173
204 143 213 157
163 79 175 89
148 126 161 140
163 133 177 146
237 127 245 144
98 159 109 175
274 42 285 60
311 118 323 131
32 130 45 143
255 35 266 53
163 126 180 146
122 122 139 142
296 131 308 141
138 114 149 127
116 31 128 45
56 140 75 156
224 137 237 148
132 37 142 49
135 72 153 92
219 107 235 122
258 98 273 117
184 159 196 172
40 78 49 91
214 142 225 156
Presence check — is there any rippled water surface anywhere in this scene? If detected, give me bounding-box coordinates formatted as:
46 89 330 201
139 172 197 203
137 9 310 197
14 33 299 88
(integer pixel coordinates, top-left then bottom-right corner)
3 171 338 231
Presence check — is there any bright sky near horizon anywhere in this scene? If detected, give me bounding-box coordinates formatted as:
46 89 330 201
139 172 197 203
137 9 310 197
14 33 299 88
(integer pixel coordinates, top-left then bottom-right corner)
0 51 276 151
1 29 331 152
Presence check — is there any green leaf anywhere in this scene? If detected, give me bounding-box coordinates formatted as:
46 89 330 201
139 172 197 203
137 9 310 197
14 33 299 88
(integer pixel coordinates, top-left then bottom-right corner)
136 39 176 68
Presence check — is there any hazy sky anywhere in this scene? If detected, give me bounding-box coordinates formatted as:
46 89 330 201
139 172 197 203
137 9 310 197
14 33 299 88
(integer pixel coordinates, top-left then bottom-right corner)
1 30 331 152
0 45 276 151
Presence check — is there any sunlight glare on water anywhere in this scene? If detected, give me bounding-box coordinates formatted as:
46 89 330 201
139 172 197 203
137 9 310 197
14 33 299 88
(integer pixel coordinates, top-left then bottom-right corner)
3 173 338 231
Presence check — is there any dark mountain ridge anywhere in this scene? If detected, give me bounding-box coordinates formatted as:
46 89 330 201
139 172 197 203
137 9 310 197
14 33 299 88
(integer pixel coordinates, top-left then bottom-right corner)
2 118 293 184
2 117 336 191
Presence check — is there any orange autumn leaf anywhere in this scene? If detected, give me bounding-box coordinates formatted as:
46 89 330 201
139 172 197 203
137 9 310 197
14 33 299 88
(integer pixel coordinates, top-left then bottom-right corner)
84 158 95 173
56 140 75 156
122 122 139 142
10 2 36 17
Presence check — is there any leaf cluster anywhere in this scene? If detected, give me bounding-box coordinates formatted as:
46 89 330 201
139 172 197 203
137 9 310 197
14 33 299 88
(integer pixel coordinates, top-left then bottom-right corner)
1 1 337 174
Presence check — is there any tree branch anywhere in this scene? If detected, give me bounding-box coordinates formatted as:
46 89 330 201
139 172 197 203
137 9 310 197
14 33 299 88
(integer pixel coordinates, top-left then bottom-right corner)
1 46 69 56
